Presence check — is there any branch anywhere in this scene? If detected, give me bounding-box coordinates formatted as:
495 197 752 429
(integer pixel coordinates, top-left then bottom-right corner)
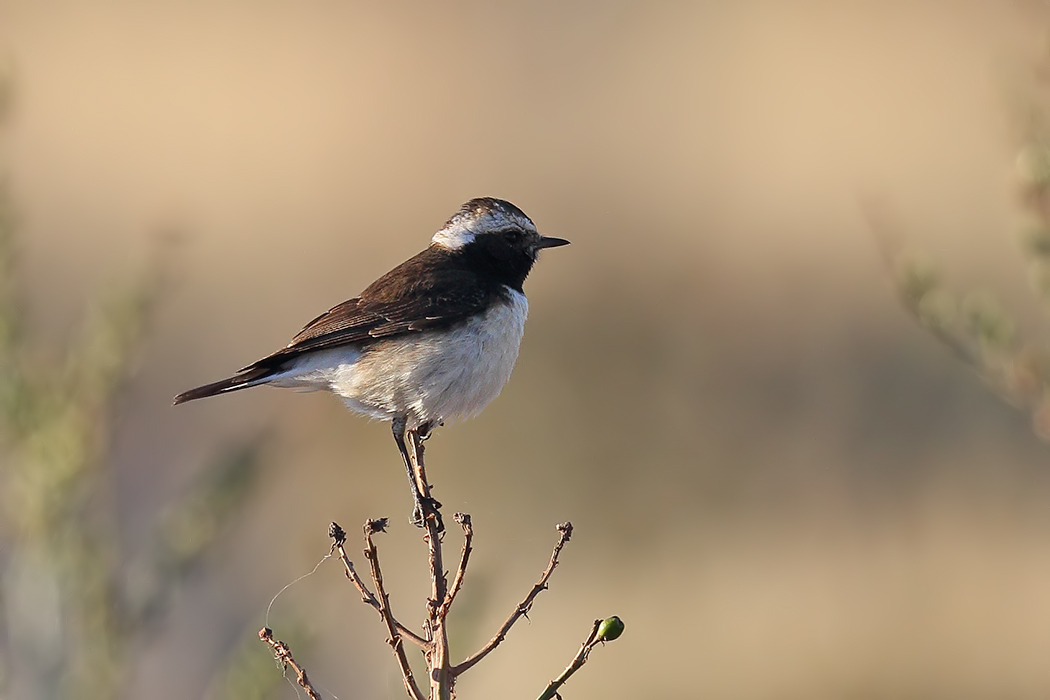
409 429 452 699
451 521 574 676
536 618 615 700
439 512 473 618
258 627 323 700
362 519 426 700
328 522 428 649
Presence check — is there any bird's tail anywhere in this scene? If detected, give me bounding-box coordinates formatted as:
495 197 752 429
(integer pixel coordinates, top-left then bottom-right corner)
172 366 277 405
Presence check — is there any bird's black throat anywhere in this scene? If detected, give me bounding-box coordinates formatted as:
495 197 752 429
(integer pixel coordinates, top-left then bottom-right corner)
457 233 537 293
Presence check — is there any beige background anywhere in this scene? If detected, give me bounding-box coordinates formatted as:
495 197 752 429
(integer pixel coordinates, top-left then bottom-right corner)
2 1 1050 698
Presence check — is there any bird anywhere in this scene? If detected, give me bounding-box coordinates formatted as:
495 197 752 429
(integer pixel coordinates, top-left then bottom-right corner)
174 197 569 527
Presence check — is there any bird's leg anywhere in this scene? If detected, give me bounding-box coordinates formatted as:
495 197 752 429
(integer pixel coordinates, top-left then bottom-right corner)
392 415 428 528
408 421 444 533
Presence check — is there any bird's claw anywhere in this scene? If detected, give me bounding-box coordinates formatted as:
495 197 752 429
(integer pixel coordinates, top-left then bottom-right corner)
410 496 444 533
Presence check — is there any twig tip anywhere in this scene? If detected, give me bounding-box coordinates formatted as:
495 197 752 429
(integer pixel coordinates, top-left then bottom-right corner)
366 517 389 534
328 522 346 544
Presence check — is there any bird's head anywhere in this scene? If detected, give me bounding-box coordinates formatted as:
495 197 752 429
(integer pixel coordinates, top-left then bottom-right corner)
432 198 569 290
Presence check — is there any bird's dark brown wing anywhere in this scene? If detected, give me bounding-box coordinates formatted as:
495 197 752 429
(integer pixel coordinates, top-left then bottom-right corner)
174 245 504 405
246 247 500 366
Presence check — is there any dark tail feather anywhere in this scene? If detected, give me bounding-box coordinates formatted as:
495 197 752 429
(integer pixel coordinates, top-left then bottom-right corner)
173 366 277 405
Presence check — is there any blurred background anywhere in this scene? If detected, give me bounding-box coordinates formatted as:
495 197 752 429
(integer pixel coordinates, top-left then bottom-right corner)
2 1 1050 698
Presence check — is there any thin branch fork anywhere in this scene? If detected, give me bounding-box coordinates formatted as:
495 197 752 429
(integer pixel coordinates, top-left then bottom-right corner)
330 441 579 698
265 429 614 698
363 518 426 700
258 627 324 700
451 521 574 677
329 522 428 649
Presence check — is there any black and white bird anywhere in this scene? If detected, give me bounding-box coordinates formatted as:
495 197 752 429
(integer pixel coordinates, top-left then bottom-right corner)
174 197 568 524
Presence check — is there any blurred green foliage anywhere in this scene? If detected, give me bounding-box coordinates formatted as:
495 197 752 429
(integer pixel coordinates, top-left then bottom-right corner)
893 250 1050 437
0 72 271 699
888 92 1050 439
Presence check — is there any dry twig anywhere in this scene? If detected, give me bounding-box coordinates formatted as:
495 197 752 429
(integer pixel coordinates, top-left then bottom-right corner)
281 512 607 699
440 512 473 618
409 430 452 699
258 627 323 700
363 518 426 700
535 618 612 700
321 430 612 698
451 521 574 676
329 522 428 649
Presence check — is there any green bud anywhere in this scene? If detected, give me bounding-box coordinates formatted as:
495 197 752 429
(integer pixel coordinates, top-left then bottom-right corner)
597 616 624 642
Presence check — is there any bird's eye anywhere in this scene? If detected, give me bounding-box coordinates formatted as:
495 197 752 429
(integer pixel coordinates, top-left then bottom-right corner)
502 229 523 243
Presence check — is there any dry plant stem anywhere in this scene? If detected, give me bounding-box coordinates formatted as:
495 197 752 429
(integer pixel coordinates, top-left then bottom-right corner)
258 627 323 700
363 519 426 700
329 525 428 649
330 451 575 697
440 513 473 618
536 619 603 700
451 521 574 676
409 429 451 700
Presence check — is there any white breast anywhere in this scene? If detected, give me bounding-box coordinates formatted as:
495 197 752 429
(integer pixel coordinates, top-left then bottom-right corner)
276 287 529 428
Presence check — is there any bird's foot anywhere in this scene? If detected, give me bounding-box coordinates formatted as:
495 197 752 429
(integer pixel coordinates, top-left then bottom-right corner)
416 420 443 443
410 495 444 533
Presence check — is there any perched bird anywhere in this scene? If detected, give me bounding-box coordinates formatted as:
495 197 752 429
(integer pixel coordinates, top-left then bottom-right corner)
174 197 568 525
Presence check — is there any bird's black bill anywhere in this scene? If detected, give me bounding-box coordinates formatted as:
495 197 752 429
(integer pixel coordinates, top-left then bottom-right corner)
537 236 570 249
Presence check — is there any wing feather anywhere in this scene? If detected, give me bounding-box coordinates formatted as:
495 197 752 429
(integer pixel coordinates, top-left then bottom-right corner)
243 247 498 367
180 245 504 403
